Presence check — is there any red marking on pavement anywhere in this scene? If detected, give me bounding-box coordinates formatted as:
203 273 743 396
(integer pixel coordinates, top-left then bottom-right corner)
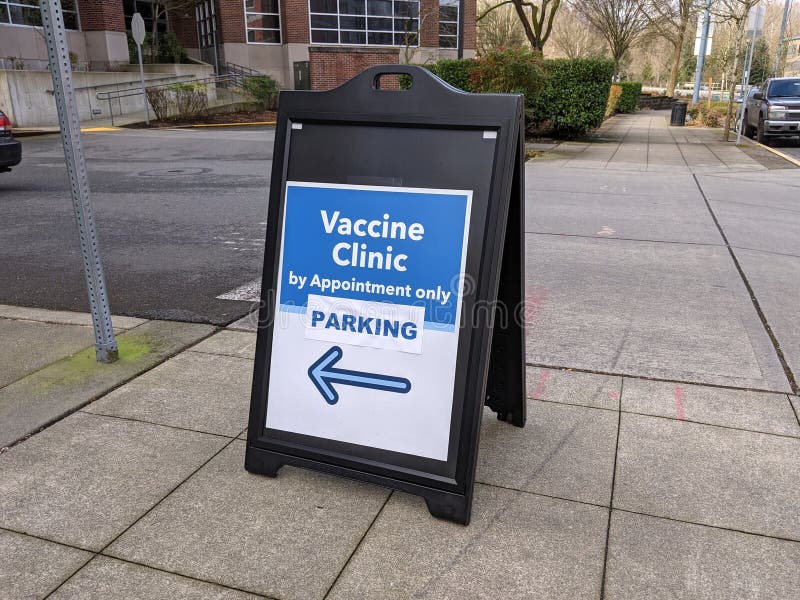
608 391 619 399
524 288 550 337
531 370 550 398
674 386 686 421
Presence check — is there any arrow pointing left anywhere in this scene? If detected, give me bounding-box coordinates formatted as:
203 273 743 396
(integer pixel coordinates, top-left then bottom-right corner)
308 346 412 405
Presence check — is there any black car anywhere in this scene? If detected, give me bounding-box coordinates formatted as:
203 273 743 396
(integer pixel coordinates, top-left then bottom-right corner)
0 110 22 173
742 77 800 145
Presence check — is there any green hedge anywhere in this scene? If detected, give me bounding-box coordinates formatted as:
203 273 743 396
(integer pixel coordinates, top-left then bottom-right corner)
426 58 478 92
423 56 614 137
616 81 642 113
530 59 615 137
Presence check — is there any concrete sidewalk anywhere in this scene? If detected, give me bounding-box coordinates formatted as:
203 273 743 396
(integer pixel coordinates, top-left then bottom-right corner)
2 111 800 599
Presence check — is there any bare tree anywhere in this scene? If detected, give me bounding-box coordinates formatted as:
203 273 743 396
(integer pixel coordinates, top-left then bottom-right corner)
477 0 527 54
151 1 199 59
551 7 608 58
478 0 562 52
712 0 761 140
571 0 648 75
638 0 700 97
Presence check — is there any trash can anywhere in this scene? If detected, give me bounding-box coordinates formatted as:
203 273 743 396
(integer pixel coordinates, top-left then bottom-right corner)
670 101 688 126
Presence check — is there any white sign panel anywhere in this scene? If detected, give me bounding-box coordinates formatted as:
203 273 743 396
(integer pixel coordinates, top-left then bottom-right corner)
265 182 472 461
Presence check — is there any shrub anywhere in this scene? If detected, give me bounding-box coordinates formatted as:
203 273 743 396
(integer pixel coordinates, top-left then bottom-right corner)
529 58 615 138
606 85 623 118
157 31 188 64
688 102 727 128
242 75 280 110
468 48 545 99
145 87 170 121
171 82 207 117
616 81 642 113
426 59 478 92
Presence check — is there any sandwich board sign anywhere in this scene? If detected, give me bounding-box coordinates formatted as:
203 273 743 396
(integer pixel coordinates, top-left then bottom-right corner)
246 65 526 524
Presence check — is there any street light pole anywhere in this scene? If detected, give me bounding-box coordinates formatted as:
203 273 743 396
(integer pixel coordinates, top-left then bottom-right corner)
773 0 792 77
692 0 713 105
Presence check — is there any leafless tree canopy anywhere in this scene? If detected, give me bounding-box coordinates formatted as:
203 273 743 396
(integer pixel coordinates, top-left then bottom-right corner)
478 0 562 51
571 0 648 72
551 7 608 58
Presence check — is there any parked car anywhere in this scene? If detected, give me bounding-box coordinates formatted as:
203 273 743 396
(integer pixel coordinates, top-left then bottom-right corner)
742 77 800 145
0 110 22 173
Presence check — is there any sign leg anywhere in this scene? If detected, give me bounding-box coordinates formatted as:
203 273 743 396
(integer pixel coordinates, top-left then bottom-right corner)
485 133 526 427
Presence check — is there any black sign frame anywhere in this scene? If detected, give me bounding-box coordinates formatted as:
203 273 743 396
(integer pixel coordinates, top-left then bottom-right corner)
246 65 526 525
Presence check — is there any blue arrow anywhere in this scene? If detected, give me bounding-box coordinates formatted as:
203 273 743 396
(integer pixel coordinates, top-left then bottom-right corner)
308 346 412 405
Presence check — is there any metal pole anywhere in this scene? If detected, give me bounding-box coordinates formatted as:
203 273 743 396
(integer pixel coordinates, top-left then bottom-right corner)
692 0 712 105
137 43 150 125
737 31 758 145
773 0 791 76
40 0 118 363
457 0 465 59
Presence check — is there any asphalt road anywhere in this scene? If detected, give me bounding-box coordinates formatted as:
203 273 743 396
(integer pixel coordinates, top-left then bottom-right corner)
0 126 273 325
767 137 800 161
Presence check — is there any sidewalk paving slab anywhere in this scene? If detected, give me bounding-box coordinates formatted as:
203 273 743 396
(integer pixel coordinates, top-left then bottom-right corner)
0 412 228 551
227 311 260 332
105 441 389 600
49 556 261 600
526 366 621 411
621 378 800 436
84 351 252 438
734 249 800 383
0 320 215 448
190 329 256 359
524 235 791 392
526 165 702 198
477 399 617 506
605 510 800 600
0 304 146 329
0 529 93 600
615 413 800 540
524 187 724 245
327 485 607 600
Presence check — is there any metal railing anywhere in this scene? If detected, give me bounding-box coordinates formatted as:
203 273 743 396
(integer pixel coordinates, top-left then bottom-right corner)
221 61 262 88
96 74 233 125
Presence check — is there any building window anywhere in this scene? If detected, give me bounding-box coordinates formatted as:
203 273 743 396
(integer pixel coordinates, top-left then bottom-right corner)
196 0 217 49
123 0 168 35
245 0 281 44
0 0 79 29
438 0 457 48
308 0 419 47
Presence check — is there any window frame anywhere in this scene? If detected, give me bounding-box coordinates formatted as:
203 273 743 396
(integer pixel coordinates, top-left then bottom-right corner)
0 0 80 30
438 0 458 49
308 0 420 48
244 0 282 45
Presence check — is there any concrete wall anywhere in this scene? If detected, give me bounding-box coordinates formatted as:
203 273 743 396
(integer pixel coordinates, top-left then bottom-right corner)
0 25 88 67
0 64 215 127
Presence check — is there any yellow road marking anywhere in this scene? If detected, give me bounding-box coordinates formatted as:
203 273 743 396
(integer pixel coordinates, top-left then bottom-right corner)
180 121 276 128
752 140 800 168
80 127 120 132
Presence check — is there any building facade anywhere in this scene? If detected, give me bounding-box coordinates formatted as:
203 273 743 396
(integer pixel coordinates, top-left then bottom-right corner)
0 0 476 87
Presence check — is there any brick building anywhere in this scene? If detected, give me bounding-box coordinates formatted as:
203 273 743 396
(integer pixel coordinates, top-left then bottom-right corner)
0 0 476 88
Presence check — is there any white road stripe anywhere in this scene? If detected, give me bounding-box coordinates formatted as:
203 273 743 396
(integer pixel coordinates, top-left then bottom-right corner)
217 278 262 301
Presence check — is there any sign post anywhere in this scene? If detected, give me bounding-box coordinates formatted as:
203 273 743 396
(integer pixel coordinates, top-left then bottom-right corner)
246 66 526 525
131 12 150 126
738 6 765 145
39 0 118 363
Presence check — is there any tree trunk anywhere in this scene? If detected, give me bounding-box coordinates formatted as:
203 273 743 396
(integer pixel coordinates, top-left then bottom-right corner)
666 28 684 99
723 23 745 142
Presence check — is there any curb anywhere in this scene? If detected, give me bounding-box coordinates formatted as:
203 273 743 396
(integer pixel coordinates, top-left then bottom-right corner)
751 140 800 168
174 121 276 128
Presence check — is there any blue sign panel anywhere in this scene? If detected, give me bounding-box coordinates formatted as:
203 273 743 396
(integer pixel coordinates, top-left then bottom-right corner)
278 182 471 331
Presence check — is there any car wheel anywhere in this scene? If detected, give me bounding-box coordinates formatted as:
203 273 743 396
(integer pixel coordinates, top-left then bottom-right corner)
743 112 756 137
756 117 769 145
